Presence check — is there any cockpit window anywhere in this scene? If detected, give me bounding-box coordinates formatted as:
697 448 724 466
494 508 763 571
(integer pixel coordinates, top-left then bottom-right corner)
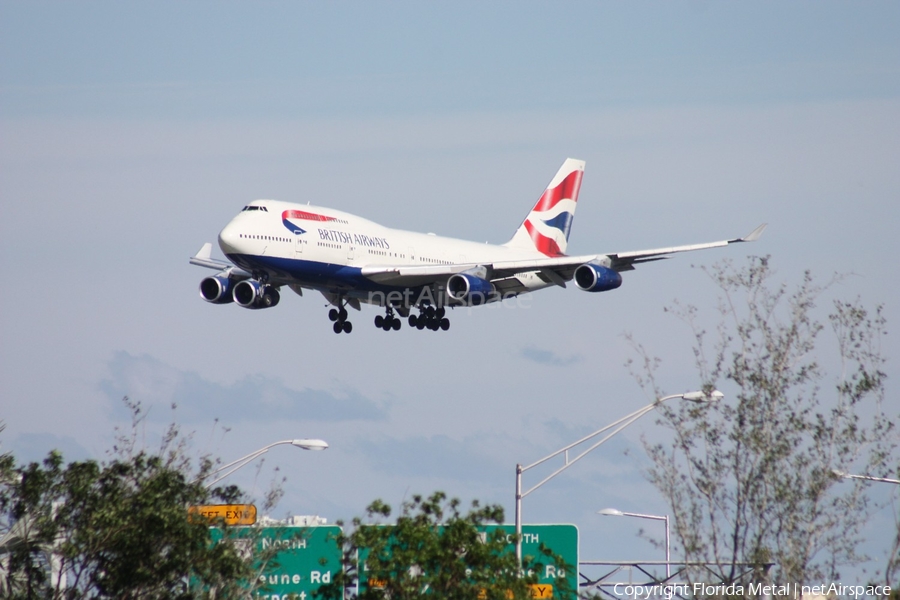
241 205 269 212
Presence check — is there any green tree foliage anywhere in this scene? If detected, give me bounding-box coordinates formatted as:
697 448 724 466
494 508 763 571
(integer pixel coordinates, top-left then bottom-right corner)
0 400 283 599
317 491 571 600
630 257 896 585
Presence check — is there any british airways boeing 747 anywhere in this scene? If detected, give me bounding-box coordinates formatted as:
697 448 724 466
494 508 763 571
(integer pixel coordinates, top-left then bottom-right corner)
190 159 766 334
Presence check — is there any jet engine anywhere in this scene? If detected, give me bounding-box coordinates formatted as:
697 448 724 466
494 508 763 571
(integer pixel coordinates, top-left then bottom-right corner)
233 280 281 309
447 273 495 306
199 276 235 304
573 262 622 292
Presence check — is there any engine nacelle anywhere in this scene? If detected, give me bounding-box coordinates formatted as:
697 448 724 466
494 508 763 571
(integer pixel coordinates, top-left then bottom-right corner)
233 280 281 309
199 276 235 304
447 273 495 306
573 262 622 292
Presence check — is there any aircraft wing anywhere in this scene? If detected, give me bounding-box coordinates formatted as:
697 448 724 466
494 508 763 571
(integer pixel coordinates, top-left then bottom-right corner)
361 224 767 287
602 222 768 272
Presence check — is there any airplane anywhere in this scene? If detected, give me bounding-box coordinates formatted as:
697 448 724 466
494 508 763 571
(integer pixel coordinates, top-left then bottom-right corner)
190 158 766 334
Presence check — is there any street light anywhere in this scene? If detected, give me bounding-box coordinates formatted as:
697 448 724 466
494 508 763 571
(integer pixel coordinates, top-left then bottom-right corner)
599 508 671 580
203 439 329 488
514 390 722 565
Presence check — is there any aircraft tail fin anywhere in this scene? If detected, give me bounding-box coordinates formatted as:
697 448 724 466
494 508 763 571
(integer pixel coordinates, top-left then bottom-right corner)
504 158 585 256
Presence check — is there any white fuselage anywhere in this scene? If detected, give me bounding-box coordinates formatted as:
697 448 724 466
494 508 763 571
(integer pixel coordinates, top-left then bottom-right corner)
216 199 552 301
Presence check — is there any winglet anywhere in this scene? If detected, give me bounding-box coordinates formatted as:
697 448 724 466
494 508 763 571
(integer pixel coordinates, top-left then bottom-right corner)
739 223 768 243
190 242 237 271
195 242 213 260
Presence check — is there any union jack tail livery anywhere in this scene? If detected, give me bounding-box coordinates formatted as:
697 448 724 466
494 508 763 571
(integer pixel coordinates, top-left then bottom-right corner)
504 158 585 257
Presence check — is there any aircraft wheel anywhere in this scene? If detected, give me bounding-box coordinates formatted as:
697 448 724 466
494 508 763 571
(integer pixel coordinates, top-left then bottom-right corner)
339 307 348 321
425 306 435 318
343 321 353 334
416 319 426 330
329 309 339 322
381 318 391 331
375 315 384 328
440 318 450 331
392 318 401 331
408 315 418 327
333 322 343 334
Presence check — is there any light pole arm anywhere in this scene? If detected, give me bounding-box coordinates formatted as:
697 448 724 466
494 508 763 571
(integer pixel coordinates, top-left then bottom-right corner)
617 511 667 521
521 401 665 473
519 393 692 498
834 470 900 485
200 439 328 489
203 441 287 489
520 403 656 499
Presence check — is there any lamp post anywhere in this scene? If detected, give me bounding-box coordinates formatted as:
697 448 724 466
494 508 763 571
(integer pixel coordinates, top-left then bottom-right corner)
514 390 722 565
203 438 329 488
599 508 670 580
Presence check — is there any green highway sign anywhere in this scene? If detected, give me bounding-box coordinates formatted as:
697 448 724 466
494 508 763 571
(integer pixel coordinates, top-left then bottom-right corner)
209 523 577 598
359 524 578 598
210 525 342 600
483 524 579 595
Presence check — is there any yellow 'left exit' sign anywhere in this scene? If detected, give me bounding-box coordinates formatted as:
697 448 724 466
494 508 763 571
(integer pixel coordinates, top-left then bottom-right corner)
189 504 257 525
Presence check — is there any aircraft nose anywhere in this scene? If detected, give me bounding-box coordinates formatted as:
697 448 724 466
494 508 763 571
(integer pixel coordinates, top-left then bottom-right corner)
218 221 241 255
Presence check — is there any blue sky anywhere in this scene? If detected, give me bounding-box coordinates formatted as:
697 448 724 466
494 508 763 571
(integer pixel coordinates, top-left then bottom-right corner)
2 0 899 586
4 2 898 117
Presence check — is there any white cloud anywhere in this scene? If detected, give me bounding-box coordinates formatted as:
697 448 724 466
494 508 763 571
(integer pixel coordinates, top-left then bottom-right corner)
520 346 583 367
100 351 389 423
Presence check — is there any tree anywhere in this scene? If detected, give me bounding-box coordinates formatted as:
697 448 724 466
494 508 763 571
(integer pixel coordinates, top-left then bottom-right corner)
317 491 572 600
630 257 896 585
0 399 284 599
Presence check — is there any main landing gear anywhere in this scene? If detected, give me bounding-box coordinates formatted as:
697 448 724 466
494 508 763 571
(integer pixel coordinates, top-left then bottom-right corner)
374 308 402 332
328 306 352 334
408 306 450 331
328 301 449 334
